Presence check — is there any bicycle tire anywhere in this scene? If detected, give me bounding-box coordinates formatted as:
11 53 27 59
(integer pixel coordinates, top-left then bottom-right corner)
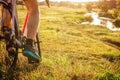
0 0 19 75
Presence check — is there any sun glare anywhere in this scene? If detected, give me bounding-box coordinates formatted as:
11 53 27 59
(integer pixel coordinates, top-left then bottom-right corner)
38 0 99 2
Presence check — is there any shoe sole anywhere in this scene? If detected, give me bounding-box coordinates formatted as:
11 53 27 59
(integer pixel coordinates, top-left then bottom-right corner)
23 50 40 62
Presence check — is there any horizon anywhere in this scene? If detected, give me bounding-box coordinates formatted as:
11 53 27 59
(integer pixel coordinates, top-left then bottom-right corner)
38 0 99 2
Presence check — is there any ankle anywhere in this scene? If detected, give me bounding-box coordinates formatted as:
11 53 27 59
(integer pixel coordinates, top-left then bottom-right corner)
26 38 34 46
2 26 11 32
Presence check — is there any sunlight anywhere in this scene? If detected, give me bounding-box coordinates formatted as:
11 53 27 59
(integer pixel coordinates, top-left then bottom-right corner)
38 0 99 2
82 12 120 31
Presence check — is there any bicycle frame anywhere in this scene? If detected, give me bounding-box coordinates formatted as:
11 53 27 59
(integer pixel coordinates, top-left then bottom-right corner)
0 0 28 41
1 0 17 34
22 12 29 36
0 0 26 73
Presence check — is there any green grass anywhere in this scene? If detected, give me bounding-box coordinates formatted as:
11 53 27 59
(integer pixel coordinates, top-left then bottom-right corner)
0 6 120 80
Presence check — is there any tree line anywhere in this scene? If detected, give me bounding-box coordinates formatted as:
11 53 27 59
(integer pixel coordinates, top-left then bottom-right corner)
85 0 120 27
16 0 120 26
98 0 120 19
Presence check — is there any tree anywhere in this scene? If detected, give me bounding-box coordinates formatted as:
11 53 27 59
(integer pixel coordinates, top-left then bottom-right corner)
77 3 82 8
109 0 116 9
99 0 109 12
86 2 93 12
112 0 120 19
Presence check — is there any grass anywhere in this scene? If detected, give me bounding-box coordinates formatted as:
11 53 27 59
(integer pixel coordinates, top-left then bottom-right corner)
0 5 120 80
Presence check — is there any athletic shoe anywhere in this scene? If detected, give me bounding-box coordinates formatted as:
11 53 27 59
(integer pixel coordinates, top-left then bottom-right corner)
1 26 11 41
23 44 40 63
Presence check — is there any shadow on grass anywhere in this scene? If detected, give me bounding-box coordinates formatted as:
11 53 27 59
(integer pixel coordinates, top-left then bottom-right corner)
102 54 120 62
71 74 93 80
101 39 120 62
0 54 40 80
102 39 120 50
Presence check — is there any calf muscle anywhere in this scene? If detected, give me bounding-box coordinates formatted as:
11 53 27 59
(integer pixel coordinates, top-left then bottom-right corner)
23 0 40 39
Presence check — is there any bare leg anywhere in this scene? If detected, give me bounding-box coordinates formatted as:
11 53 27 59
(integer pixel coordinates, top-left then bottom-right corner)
2 9 11 27
23 0 39 40
23 0 40 62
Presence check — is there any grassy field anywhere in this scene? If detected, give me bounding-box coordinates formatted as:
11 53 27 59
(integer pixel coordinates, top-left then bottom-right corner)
0 6 120 80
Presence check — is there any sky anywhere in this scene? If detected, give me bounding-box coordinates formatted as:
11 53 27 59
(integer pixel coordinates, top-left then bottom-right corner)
38 0 99 2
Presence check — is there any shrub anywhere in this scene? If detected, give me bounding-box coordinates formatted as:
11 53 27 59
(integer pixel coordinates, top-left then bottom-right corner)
99 12 113 18
113 19 120 28
85 16 93 22
94 71 120 80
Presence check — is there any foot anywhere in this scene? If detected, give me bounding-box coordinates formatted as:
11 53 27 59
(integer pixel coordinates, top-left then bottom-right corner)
1 26 11 41
1 26 15 56
23 44 41 63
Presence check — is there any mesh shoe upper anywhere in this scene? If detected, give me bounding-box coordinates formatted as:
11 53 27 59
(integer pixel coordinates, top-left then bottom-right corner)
2 26 11 41
23 44 40 62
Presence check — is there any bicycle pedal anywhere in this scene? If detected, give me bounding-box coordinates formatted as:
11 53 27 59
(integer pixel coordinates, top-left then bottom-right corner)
7 47 16 57
34 41 42 44
0 35 5 41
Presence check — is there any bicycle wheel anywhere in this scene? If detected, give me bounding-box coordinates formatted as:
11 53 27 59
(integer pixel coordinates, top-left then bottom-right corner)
0 0 19 75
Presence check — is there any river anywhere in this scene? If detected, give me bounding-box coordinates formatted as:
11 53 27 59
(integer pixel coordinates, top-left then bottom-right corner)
81 12 120 31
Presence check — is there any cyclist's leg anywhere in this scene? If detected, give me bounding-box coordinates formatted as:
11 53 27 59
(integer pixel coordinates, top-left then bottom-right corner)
23 0 40 62
2 9 11 27
1 7 12 40
23 0 39 40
